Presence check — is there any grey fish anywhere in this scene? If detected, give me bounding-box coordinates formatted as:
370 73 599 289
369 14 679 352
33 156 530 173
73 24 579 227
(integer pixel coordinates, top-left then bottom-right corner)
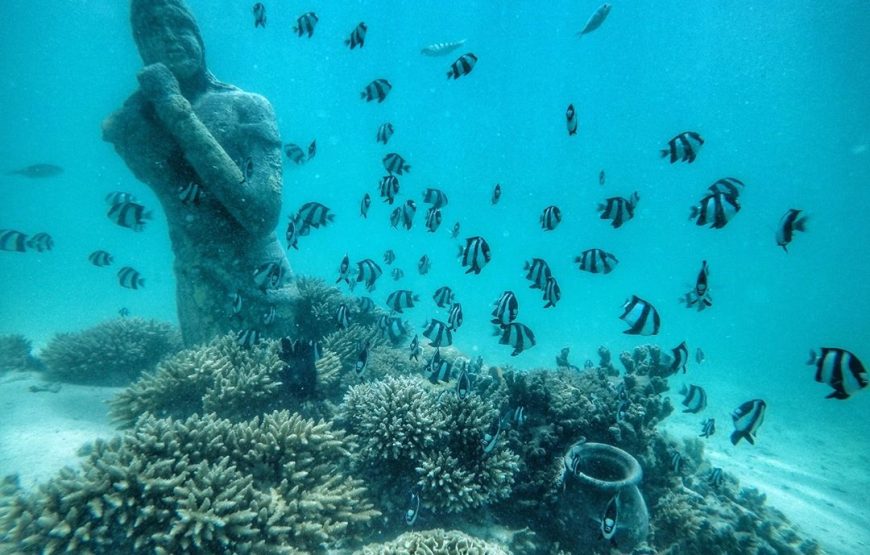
421 39 466 56
6 163 63 178
578 3 612 37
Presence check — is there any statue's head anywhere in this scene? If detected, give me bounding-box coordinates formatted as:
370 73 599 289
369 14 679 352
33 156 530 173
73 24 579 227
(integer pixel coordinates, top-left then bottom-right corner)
130 0 205 81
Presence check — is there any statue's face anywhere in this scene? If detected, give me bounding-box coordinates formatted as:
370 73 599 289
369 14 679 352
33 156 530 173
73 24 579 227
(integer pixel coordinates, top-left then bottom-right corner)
137 11 203 80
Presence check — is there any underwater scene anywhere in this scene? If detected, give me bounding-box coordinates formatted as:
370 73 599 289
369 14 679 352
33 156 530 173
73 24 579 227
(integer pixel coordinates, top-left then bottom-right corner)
1 0 868 553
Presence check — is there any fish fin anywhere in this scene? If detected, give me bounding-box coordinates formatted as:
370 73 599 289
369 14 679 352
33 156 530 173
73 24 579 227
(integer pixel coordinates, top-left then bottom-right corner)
825 390 850 400
745 434 755 445
660 149 670 158
806 350 817 365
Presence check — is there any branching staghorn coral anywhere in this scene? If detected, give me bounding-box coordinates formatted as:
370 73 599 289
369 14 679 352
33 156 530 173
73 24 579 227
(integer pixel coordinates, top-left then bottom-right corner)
356 528 510 555
0 411 379 554
40 317 181 385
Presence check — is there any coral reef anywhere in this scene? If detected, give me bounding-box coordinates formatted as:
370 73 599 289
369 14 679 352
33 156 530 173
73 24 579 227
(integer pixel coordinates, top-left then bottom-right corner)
40 318 182 385
356 528 510 555
0 334 41 373
292 278 379 342
0 411 379 554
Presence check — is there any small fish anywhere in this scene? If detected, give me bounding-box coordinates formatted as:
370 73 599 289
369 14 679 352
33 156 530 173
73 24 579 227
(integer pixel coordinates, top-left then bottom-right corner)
670 451 682 473
295 202 334 230
104 191 138 206
355 341 370 377
682 260 712 310
456 368 471 399
26 232 53 252
307 140 317 160
524 258 552 289
427 350 452 383
353 260 382 292
491 291 519 326
540 205 562 231
730 399 766 445
696 347 705 364
450 222 461 238
423 319 453 347
447 52 478 79
284 143 306 164
669 341 689 374
0 230 28 252
361 79 392 103
405 491 421 526
433 286 454 308
360 193 371 218
424 207 442 233
511 406 527 427
421 39 466 56
386 290 419 313
107 201 152 231
6 163 63 178
459 236 491 274
383 152 410 175
417 254 431 275
566 104 578 135
491 183 502 205
776 209 809 252
707 467 723 488
494 322 536 356
230 290 243 320
616 399 629 422
262 305 276 326
707 177 745 199
662 131 704 164
379 175 400 204
383 250 396 265
408 334 422 361
376 122 394 144
700 418 716 438
118 307 130 318
600 492 619 543
88 250 113 267
422 188 449 209
391 267 404 281
690 193 740 229
574 248 619 274
252 261 285 291
399 200 416 230
598 192 639 228
293 11 318 37
807 348 867 400
377 314 407 343
345 21 367 49
357 296 375 313
178 181 203 205
336 254 352 285
578 3 612 37
620 295 661 335
599 170 606 186
336 303 351 329
680 384 707 414
252 2 266 28
236 328 261 349
117 266 144 289
543 276 561 308
285 218 299 250
481 417 502 454
447 303 464 331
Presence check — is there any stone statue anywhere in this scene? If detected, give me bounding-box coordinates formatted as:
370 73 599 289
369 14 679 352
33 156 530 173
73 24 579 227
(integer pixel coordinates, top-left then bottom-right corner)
102 0 297 346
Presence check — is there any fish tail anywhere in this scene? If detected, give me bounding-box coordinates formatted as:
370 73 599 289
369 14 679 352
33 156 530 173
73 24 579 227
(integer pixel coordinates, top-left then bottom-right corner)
795 215 809 232
660 149 669 158
688 206 699 221
729 430 743 445
806 350 817 365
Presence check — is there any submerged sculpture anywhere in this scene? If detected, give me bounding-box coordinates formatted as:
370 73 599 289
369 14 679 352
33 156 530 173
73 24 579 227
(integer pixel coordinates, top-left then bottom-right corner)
102 0 296 345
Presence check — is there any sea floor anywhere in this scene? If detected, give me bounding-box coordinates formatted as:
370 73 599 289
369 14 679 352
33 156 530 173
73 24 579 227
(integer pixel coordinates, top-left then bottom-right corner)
1 370 867 555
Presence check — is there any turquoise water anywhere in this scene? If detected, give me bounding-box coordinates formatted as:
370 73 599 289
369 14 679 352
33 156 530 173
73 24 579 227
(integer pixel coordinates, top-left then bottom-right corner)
1 0 869 551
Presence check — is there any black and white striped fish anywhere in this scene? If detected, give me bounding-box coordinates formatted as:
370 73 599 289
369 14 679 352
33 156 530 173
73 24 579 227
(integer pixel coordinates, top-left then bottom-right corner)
0 230 27 252
670 451 683 473
481 417 502 454
357 296 375 313
491 183 502 205
447 303 463 331
421 39 466 56
381 250 395 266
379 175 399 204
598 192 638 229
252 3 266 28
459 236 491 274
396 200 415 230
669 341 689 374
495 322 536 356
236 328 261 349
386 289 419 313
336 254 352 285
696 347 705 364
427 350 452 383
88 250 113 267
104 191 138 206
355 341 370 377
433 286 454 308
295 202 334 230
285 218 299 250
107 201 151 231
26 232 53 252
361 79 392 103
119 307 129 318
376 122 394 144
730 399 766 445
808 348 867 400
423 319 453 347
574 248 619 274
408 334 422 361
404 491 421 526
776 209 809 252
619 295 660 335
424 207 442 233
360 193 371 218
707 177 745 199
354 259 383 291
345 21 367 49
178 181 203 205
383 152 410 175
230 290 243 320
336 303 351 329
307 140 316 160
422 188 448 209
262 305 276 326
690 192 739 229
661 131 704 164
293 12 318 37
707 467 723 488
377 314 407 343
450 222 460 238
524 258 552 289
680 384 707 414
456 367 471 399
284 143 306 164
540 205 562 231
253 261 285 290
682 260 712 310
566 104 578 135
491 291 519 326
578 3 612 36
417 255 431 275
447 52 478 79
543 276 561 308
700 417 716 438
117 266 144 289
